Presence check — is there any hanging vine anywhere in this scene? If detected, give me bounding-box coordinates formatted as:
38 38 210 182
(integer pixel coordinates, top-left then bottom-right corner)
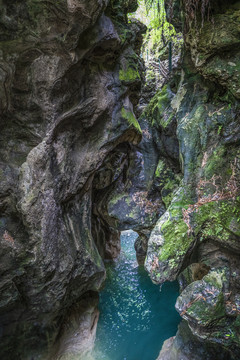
183 0 212 29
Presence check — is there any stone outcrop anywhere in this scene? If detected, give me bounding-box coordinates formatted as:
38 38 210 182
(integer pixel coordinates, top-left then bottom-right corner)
51 291 99 360
144 0 240 358
157 321 233 360
0 0 149 358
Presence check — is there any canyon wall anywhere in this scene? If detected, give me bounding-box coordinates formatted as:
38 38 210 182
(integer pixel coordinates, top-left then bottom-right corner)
0 0 240 359
145 1 240 359
0 0 151 358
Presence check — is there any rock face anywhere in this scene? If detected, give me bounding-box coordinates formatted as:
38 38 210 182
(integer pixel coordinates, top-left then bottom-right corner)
0 0 150 358
51 291 100 360
145 1 240 358
157 321 233 360
1 0 240 359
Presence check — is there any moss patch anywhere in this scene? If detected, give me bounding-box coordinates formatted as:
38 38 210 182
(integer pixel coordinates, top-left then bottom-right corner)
145 85 173 127
121 107 142 133
159 213 189 261
194 198 240 242
187 292 225 325
119 66 140 82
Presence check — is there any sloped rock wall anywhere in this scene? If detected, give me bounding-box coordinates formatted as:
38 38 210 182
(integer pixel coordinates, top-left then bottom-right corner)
145 1 240 359
0 1 147 358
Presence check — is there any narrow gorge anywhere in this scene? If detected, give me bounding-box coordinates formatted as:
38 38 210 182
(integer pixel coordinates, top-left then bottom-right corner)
0 0 240 359
93 231 180 360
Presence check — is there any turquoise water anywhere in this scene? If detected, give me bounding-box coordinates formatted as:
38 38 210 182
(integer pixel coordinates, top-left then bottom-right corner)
93 231 181 360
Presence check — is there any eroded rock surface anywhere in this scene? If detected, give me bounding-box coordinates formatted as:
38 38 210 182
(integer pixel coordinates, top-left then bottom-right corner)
1 0 240 359
145 1 240 358
157 321 233 360
51 291 99 360
0 0 148 358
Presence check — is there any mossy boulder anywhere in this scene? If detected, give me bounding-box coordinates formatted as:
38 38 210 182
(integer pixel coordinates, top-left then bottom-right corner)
176 267 240 353
145 189 192 284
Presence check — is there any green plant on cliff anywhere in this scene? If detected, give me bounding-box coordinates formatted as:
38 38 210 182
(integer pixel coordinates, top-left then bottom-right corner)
145 1 177 55
130 0 181 59
182 158 240 237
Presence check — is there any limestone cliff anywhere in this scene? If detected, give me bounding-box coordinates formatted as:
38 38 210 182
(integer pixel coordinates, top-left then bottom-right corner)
144 1 240 359
0 0 148 358
0 0 240 359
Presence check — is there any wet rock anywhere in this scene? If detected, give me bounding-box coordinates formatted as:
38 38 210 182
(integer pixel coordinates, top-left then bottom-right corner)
0 0 146 358
157 320 234 360
175 266 240 355
178 263 211 291
185 7 240 99
145 2 240 358
134 230 150 265
51 292 99 360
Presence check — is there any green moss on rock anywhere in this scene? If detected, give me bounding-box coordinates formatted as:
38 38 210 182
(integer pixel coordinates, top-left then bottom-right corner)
145 85 173 127
154 159 181 208
159 211 189 261
121 107 142 133
119 66 140 82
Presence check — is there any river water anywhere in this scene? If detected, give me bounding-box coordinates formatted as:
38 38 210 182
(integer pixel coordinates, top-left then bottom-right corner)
92 230 180 360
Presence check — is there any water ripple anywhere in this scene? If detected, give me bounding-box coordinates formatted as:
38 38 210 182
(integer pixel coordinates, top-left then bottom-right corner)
92 230 180 360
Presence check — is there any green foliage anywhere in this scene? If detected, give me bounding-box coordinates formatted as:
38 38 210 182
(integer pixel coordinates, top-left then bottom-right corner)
144 0 163 13
145 22 176 58
144 85 169 122
128 0 165 26
119 66 140 82
129 0 183 64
